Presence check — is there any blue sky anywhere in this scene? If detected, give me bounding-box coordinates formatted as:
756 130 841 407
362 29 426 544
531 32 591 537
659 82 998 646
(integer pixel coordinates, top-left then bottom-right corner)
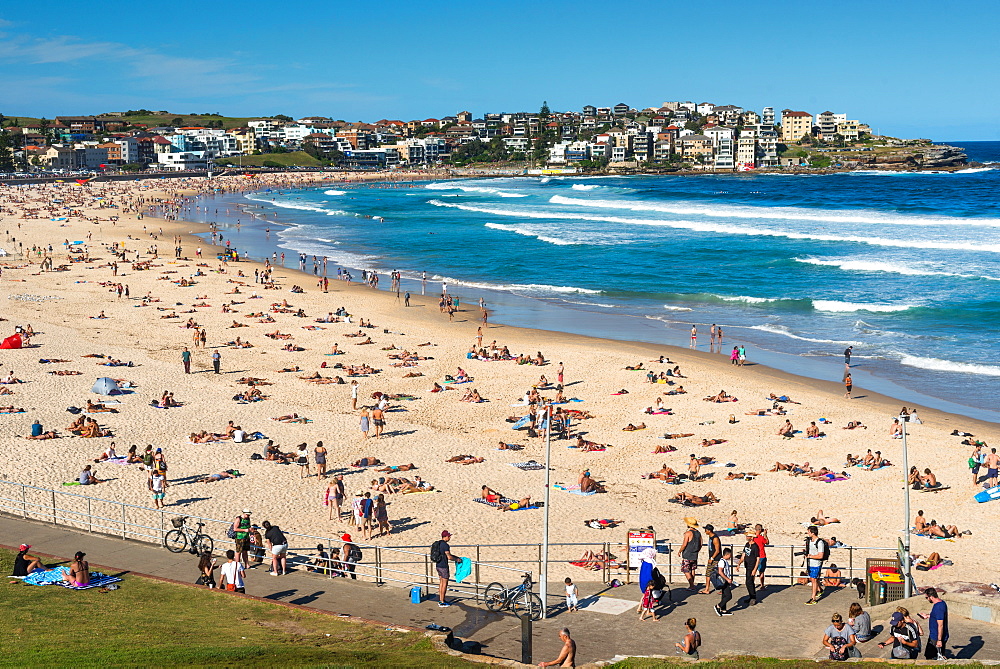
1 1 998 139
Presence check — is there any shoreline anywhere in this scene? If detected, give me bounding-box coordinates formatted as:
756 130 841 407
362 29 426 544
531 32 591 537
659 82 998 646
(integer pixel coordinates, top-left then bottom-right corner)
0 172 995 587
189 183 1000 425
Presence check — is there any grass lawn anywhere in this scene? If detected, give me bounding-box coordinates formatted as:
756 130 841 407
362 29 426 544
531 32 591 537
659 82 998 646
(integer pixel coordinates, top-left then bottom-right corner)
1 550 472 668
217 151 322 168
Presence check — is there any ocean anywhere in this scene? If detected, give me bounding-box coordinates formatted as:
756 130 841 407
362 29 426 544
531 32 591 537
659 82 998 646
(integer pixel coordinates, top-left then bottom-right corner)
182 141 1000 421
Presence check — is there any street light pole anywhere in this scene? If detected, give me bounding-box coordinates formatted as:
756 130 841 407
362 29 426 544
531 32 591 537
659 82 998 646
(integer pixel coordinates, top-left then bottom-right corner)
900 414 912 597
540 404 553 619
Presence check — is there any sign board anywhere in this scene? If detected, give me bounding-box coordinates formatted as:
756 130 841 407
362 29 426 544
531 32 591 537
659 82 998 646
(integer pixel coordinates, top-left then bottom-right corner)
627 528 656 568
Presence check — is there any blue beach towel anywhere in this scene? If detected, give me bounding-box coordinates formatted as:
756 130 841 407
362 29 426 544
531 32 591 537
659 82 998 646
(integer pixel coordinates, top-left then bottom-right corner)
454 557 472 584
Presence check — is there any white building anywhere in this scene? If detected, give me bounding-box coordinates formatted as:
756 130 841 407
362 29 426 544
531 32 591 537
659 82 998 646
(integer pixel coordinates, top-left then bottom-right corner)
157 151 211 171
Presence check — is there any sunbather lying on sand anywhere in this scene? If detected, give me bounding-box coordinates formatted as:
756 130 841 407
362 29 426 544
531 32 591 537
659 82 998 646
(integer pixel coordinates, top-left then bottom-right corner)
273 413 310 423
85 400 118 413
701 438 727 446
622 423 646 431
810 510 840 525
843 421 867 430
26 430 58 439
768 393 801 404
399 476 434 493
447 455 484 464
663 433 695 439
574 437 610 451
199 471 238 482
725 472 759 480
643 465 679 481
653 443 677 453
375 462 415 472
704 390 737 403
673 491 719 506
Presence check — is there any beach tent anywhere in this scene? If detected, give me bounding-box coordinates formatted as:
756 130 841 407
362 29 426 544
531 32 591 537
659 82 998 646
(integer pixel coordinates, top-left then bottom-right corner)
91 377 121 395
0 334 23 349
0 248 8 256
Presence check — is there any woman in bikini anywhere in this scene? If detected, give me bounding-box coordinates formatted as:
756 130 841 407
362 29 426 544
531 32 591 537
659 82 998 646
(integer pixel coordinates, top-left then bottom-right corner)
65 551 90 587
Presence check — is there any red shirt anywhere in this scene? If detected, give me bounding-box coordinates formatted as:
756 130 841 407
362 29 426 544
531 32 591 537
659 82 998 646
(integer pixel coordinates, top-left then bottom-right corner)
753 534 767 559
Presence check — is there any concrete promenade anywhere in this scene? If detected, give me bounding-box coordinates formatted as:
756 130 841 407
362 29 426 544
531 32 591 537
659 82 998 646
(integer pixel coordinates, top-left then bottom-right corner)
2 514 996 665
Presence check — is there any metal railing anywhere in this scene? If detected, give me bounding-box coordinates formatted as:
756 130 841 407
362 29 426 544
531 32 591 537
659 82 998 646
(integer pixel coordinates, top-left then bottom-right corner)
0 479 525 601
0 479 897 595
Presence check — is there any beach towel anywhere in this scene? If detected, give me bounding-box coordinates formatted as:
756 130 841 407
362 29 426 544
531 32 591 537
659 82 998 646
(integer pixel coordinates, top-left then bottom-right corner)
472 497 536 510
454 557 472 584
554 484 597 496
821 475 851 482
511 415 531 430
58 573 123 590
511 462 546 471
22 566 70 585
854 463 892 470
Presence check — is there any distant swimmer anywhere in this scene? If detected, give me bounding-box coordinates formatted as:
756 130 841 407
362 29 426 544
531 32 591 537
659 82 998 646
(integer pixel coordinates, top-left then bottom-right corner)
844 346 853 366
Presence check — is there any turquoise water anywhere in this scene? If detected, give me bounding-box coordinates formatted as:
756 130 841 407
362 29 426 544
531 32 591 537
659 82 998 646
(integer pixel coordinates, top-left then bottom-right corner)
182 142 1000 420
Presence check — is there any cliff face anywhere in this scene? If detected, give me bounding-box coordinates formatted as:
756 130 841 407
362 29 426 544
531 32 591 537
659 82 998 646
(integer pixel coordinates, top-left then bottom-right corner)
871 145 968 169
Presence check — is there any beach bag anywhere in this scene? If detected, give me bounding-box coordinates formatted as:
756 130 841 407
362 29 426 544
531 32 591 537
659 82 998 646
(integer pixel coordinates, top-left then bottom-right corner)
829 635 848 661
710 572 725 590
968 457 978 469
226 583 236 592
226 524 237 540
348 546 363 563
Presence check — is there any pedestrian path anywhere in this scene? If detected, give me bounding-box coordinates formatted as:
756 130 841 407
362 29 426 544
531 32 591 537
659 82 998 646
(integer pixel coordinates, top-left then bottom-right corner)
2 514 996 665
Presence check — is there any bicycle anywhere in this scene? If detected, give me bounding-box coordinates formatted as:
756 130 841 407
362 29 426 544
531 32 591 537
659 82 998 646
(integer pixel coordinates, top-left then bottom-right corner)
483 573 543 621
163 516 214 555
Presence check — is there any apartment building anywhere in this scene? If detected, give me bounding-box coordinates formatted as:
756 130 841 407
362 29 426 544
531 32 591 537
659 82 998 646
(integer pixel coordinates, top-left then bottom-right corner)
780 110 813 142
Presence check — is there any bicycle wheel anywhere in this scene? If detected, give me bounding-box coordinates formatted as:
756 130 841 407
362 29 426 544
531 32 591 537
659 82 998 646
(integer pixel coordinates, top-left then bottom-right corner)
163 529 188 553
194 534 214 556
513 591 543 621
483 582 506 611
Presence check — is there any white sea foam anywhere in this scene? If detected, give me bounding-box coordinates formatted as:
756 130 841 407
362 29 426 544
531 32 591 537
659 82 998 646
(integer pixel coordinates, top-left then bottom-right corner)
428 199 1000 253
661 305 694 312
323 189 347 195
812 300 917 313
434 275 601 294
849 167 996 176
245 194 351 217
714 295 782 304
483 222 576 246
571 184 600 191
748 324 861 346
899 355 1000 377
794 257 1000 281
425 182 528 197
548 194 1000 228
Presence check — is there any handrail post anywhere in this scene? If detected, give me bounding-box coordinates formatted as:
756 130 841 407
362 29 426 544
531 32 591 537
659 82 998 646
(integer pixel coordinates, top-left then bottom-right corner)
22 484 27 519
375 545 382 585
88 498 92 533
849 546 854 582
327 539 334 579
475 545 481 588
536 543 542 583
51 489 56 525
121 503 127 540
790 545 794 585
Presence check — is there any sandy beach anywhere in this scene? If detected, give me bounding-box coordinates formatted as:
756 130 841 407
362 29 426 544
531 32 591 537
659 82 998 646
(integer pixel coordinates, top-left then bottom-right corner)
0 171 995 586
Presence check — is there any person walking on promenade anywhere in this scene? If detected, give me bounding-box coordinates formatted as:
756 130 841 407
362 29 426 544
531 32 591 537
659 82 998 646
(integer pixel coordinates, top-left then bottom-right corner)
262 520 288 576
700 524 721 594
231 509 252 565
341 533 360 580
679 516 702 591
219 549 245 593
714 548 734 616
212 350 221 374
752 524 769 590
182 347 191 374
736 529 759 606
918 587 949 659
539 628 576 667
805 525 828 605
431 530 460 607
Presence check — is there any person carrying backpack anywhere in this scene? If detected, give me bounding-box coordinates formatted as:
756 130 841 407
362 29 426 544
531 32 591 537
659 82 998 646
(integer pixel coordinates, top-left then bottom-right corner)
805 525 829 605
430 530 460 607
341 533 362 580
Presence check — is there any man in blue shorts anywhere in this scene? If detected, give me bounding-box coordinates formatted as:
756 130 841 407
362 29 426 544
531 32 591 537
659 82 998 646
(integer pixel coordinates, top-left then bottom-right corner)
805 525 827 605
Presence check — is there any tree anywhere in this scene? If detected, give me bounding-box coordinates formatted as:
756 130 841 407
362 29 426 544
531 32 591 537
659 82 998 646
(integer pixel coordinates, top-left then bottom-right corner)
38 118 51 145
170 117 184 126
272 114 293 122
0 130 16 171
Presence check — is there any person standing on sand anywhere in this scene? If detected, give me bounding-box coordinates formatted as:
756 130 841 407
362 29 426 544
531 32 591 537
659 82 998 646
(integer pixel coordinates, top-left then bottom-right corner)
314 441 327 479
212 350 221 374
327 474 345 521
404 291 410 307
192 328 201 349
359 408 370 439
372 405 385 439
557 362 564 387
844 346 853 366
350 380 359 410
843 373 852 399
148 469 167 509
200 329 207 348
690 325 697 347
984 448 1000 488
182 347 191 374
